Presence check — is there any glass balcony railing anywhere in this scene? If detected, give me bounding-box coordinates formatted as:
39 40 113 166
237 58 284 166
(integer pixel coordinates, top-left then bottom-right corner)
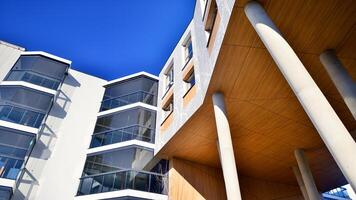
0 155 23 180
90 125 154 148
77 170 166 196
5 70 61 90
100 91 156 111
0 104 45 128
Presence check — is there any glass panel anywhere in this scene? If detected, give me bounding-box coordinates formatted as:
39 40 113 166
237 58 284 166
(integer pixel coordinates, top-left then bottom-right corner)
0 105 45 128
82 147 153 176
0 186 12 200
10 55 68 81
100 76 158 111
0 127 35 180
0 86 53 112
77 170 166 196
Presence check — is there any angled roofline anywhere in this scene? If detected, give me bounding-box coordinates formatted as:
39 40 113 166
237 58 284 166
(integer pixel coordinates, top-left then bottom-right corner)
21 51 72 65
0 40 25 51
104 71 159 87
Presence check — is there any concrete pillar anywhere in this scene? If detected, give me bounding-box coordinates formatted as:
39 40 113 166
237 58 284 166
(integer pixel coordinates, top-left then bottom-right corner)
320 50 356 120
244 1 356 190
294 149 320 200
292 166 310 200
212 92 242 200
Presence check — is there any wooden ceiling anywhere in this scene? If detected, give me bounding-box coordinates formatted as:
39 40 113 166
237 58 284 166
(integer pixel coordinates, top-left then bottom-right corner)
157 0 356 191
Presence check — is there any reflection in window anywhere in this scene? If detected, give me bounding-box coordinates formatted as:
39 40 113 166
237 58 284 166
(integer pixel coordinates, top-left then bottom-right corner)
5 55 68 90
82 146 153 176
0 127 35 180
100 76 158 111
0 86 53 128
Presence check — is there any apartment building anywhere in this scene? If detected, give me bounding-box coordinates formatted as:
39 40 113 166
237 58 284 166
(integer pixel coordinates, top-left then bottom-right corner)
0 0 356 199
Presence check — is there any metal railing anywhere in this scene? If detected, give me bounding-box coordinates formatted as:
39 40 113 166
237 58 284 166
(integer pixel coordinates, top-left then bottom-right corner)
6 70 61 90
77 169 166 196
100 91 156 111
90 125 155 148
0 104 45 128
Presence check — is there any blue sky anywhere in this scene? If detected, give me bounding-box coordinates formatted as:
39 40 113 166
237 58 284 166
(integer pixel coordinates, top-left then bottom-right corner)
0 0 195 80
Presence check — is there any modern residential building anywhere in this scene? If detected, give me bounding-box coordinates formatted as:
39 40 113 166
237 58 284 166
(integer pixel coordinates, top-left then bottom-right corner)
0 0 356 199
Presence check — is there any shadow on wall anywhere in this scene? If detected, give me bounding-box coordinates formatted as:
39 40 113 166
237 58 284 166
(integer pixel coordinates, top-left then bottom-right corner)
12 168 39 200
11 74 80 200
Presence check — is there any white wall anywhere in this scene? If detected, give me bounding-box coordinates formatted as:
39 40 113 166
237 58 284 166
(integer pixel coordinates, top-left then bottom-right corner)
155 0 235 153
12 69 106 200
0 42 23 82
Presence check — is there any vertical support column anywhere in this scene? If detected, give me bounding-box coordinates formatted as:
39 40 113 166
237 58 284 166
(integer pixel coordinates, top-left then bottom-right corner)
244 1 356 190
294 149 320 200
212 92 242 200
292 166 310 200
320 50 356 120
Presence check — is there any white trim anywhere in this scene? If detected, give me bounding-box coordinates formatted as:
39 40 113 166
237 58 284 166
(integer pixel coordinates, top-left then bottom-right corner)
0 81 57 95
74 189 167 200
0 178 16 189
21 51 72 65
0 40 25 51
105 71 158 86
0 120 38 134
87 140 155 155
97 102 157 117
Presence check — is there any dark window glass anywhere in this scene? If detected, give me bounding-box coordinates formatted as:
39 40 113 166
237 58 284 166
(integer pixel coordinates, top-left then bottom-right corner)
0 127 35 180
82 147 153 176
100 76 158 111
90 108 156 148
0 86 52 128
0 186 11 200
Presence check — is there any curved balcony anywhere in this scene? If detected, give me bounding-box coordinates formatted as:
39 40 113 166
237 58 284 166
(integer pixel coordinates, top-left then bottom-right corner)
77 170 166 196
5 70 61 90
0 104 45 128
100 91 156 111
90 125 154 148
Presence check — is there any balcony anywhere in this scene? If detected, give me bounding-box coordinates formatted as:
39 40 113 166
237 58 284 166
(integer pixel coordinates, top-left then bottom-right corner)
90 125 154 148
5 55 69 90
5 70 61 90
100 91 156 112
77 170 166 196
0 104 45 128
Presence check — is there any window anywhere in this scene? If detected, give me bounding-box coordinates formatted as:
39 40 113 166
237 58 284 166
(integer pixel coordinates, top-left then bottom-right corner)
100 76 158 111
0 127 35 180
162 96 173 121
5 55 69 90
183 36 193 65
164 63 174 94
183 69 196 94
90 108 156 148
204 0 218 48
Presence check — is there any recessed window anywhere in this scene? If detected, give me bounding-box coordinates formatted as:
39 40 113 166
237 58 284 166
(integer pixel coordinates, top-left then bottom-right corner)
182 35 193 65
204 0 219 49
184 69 195 94
162 96 173 120
164 63 174 94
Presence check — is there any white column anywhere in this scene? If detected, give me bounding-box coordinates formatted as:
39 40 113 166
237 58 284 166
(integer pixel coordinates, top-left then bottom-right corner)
292 166 310 200
212 92 242 200
244 1 356 190
320 50 356 120
294 149 320 200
